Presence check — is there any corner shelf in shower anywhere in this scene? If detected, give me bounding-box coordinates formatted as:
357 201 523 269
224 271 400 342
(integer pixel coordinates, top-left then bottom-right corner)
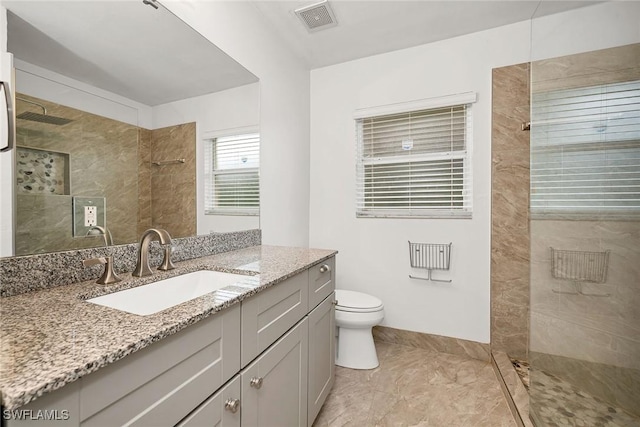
550 247 611 297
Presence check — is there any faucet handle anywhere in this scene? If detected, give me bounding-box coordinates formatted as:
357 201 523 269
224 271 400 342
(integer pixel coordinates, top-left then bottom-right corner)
83 256 122 285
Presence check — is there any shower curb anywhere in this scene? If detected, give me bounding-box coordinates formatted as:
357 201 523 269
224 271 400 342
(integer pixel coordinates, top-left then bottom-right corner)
491 350 534 427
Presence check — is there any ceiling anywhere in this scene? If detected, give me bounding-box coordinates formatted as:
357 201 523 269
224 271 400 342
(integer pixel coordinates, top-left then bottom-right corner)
4 1 600 106
251 0 602 69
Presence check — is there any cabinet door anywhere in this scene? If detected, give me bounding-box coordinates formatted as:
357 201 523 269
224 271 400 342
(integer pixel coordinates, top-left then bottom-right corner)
241 318 309 427
177 375 241 427
307 293 336 427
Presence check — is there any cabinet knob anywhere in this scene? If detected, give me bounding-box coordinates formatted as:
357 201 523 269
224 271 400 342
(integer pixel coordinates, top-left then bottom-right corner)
249 376 263 389
319 264 331 273
224 398 240 413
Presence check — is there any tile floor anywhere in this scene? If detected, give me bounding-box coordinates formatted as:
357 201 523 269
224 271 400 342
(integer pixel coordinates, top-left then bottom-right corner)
313 340 516 427
530 370 640 427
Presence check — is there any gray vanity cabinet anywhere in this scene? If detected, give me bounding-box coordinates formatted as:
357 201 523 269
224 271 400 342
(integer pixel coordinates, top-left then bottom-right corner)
236 258 335 427
5 256 337 427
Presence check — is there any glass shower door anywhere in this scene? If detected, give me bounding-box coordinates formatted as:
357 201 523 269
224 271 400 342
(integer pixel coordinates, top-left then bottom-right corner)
528 43 640 426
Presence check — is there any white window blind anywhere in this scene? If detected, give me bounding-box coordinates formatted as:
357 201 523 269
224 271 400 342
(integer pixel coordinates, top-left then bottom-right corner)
204 132 259 215
531 80 640 218
356 103 473 218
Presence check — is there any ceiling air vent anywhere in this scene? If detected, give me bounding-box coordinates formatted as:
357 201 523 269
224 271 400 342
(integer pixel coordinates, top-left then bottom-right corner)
295 0 338 33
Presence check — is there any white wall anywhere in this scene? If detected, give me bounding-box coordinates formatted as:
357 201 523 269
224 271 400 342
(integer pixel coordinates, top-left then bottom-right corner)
530 1 640 61
153 83 260 234
164 1 310 247
309 1 640 343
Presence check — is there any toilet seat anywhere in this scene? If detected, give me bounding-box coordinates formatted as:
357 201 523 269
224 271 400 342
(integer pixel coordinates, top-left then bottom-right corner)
335 290 383 313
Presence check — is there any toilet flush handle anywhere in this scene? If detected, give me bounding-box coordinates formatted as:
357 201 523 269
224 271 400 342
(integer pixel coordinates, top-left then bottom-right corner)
319 264 331 273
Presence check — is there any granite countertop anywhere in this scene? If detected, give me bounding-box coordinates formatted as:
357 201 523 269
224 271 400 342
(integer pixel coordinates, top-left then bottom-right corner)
0 245 336 410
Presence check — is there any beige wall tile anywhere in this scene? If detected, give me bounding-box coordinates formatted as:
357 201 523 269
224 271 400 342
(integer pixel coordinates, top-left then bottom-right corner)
490 63 531 360
150 122 196 238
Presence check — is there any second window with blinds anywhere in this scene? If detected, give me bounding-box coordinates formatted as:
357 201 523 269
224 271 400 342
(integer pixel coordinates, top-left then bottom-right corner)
204 132 260 216
355 96 474 218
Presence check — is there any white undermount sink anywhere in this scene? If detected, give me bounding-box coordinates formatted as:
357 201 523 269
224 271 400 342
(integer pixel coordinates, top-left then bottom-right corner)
87 270 249 316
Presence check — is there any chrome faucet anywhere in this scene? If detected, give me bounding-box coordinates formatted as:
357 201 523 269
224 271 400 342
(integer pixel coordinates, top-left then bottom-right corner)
132 228 176 277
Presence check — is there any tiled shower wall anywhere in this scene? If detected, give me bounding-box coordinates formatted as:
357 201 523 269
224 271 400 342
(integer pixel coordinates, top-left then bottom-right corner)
15 96 196 254
490 63 531 361
138 128 153 237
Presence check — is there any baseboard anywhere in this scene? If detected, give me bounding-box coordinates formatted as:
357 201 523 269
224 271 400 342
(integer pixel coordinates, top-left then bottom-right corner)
372 325 490 362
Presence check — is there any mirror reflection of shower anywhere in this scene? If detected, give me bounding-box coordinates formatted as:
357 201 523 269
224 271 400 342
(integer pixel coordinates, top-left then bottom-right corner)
13 93 198 256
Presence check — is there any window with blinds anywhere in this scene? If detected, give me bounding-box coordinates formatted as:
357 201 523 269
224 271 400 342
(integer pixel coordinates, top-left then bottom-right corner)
355 103 473 218
204 132 259 215
531 80 640 218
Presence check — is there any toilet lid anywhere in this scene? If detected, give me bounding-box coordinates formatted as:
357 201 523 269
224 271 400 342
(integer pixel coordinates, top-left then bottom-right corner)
335 290 383 312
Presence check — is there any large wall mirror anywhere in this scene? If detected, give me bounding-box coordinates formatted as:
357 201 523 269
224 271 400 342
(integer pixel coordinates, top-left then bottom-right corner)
4 0 260 256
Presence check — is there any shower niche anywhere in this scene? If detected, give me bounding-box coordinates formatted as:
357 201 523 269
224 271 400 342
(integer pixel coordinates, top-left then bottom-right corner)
16 146 70 195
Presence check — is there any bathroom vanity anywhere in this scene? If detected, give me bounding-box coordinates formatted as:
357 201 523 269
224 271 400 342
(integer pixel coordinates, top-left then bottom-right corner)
0 245 336 427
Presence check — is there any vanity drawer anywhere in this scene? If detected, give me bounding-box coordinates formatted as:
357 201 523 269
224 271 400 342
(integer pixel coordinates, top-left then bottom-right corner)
80 304 240 426
309 257 335 310
241 270 309 367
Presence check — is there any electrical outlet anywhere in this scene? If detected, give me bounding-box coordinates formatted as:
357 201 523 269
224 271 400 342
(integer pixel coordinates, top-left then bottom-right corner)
85 206 97 227
72 197 106 237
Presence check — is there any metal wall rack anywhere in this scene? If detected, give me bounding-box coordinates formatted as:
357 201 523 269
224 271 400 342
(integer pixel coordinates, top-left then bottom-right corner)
408 241 452 283
550 247 611 297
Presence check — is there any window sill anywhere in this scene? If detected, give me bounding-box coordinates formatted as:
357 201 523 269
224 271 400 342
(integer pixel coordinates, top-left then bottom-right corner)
530 212 640 221
356 211 472 219
205 211 259 217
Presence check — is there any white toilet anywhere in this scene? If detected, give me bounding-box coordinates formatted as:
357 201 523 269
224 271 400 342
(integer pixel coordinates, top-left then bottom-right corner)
334 289 385 369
